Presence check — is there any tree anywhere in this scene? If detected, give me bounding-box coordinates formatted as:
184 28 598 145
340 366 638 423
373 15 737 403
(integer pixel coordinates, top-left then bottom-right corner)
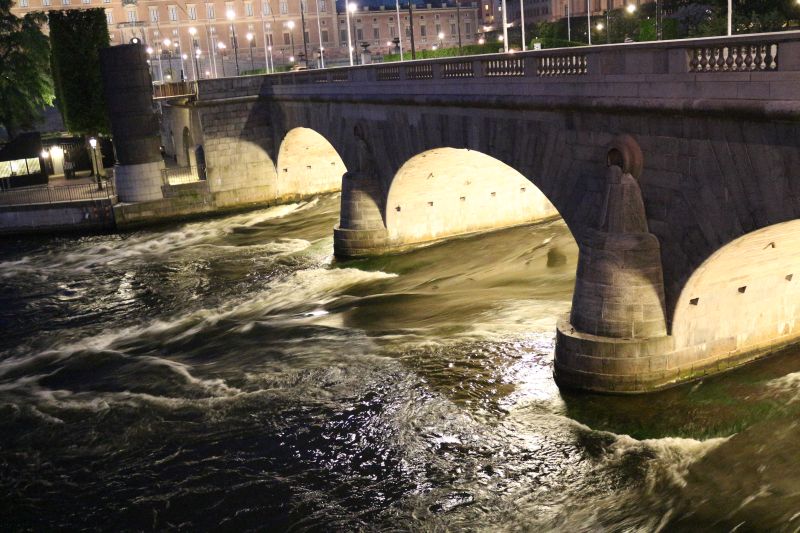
48 8 109 135
0 0 54 139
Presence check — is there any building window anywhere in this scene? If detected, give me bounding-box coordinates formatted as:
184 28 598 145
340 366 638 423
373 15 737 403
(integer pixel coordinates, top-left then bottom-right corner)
149 7 159 22
267 33 273 45
168 5 178 21
283 32 290 44
318 0 326 12
188 5 197 19
372 26 379 39
20 0 28 6
356 28 363 41
279 0 287 13
105 9 113 23
405 25 410 37
81 0 90 5
389 25 395 37
61 0 70 5
262 0 270 14
435 23 440 35
103 0 110 3
450 23 455 35
321 29 328 42
127 9 137 22
207 4 215 19
43 0 51 6
245 1 253 16
465 21 471 35
420 25 426 37
300 0 306 12
340 29 346 42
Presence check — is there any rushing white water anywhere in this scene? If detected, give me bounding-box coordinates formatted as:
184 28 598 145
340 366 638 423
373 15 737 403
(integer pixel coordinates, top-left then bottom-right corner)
2 193 800 531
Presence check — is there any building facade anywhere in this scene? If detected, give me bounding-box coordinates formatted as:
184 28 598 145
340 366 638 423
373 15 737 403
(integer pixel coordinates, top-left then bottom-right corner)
12 0 482 80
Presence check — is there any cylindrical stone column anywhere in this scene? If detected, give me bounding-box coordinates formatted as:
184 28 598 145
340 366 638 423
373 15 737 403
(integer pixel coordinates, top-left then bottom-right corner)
333 171 388 257
100 44 165 202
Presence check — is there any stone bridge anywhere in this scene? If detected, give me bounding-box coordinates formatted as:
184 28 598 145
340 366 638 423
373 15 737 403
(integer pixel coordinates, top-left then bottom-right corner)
147 32 800 393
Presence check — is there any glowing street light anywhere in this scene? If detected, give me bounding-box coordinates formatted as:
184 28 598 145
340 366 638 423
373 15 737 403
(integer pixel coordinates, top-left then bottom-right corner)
162 38 174 78
217 41 227 77
246 32 255 71
626 3 636 14
346 2 357 66
596 22 604 31
188 27 199 80
226 9 241 75
287 20 296 61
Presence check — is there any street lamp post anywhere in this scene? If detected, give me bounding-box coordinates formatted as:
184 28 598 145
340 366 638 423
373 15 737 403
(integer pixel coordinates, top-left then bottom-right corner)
163 38 174 79
407 0 416 59
217 41 227 76
346 2 356 66
520 0 525 51
267 45 274 73
437 30 444 49
287 20 296 63
300 0 309 68
395 0 404 60
195 49 202 79
501 0 508 52
89 137 102 189
586 0 591 45
566 0 571 42
315 0 325 68
456 0 462 53
188 27 199 80
727 0 732 36
246 33 255 70
227 9 241 75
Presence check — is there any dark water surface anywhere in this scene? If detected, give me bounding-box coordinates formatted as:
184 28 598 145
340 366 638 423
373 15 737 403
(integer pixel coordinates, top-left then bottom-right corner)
2 194 800 531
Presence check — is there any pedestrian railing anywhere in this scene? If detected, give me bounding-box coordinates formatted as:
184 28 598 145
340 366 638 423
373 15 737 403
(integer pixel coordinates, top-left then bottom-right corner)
0 180 116 206
153 81 196 100
161 166 200 186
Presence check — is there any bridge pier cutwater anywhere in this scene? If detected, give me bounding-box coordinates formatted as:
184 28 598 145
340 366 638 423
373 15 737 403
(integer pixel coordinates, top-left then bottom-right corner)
132 32 800 392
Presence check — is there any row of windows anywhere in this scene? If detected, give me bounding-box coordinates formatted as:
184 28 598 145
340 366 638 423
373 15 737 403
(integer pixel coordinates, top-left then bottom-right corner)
338 21 472 42
20 0 112 6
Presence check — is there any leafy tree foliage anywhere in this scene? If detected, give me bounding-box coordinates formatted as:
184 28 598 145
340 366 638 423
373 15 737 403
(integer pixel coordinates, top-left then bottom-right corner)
48 8 109 134
0 0 53 139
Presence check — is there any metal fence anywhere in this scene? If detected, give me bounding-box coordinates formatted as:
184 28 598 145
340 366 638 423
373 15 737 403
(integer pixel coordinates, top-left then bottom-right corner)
162 166 200 186
0 180 116 206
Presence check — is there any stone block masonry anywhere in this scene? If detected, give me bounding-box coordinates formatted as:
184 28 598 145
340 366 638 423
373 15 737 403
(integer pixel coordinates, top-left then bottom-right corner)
151 31 800 392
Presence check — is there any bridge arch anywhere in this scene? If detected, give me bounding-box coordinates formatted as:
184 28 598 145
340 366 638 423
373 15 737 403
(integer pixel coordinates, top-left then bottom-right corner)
276 127 346 200
383 148 560 247
672 220 800 355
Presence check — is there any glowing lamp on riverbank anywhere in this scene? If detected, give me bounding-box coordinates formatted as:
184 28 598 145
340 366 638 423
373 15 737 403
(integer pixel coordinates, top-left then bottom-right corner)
626 3 636 13
40 150 49 159
89 138 97 149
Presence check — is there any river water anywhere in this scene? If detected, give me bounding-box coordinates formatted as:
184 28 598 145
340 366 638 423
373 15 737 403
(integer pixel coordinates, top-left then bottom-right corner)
2 193 800 531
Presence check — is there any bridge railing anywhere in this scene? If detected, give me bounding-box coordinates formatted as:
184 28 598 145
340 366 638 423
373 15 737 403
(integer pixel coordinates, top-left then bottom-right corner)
0 180 116 206
153 81 196 100
192 30 800 102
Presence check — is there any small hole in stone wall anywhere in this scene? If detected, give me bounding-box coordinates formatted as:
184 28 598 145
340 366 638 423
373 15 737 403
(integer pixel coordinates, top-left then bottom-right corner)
520 187 526 193
395 205 401 212
608 148 624 169
428 201 434 207
766 242 776 249
282 168 288 173
330 161 336 166
460 196 466 202
787 274 794 281
738 286 747 294
690 297 699 305
306 165 312 170
491 192 496 197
